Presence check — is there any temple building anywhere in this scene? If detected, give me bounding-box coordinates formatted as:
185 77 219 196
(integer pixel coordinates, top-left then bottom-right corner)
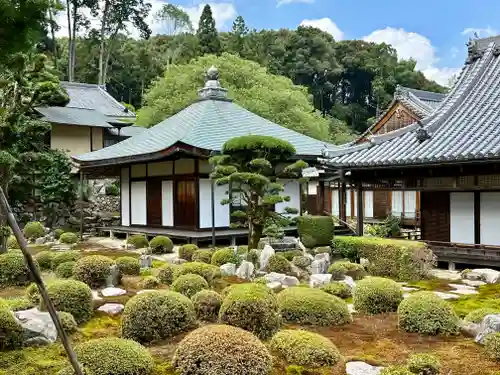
322 35 500 267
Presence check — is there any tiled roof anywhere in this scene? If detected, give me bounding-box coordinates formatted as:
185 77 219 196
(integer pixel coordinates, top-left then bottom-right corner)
404 87 446 109
322 36 500 168
106 125 146 137
36 107 113 128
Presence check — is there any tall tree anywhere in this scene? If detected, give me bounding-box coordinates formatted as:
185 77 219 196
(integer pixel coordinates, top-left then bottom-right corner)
229 15 248 56
197 5 221 55
155 4 193 35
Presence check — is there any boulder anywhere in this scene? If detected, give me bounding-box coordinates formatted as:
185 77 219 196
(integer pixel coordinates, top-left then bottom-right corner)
259 237 298 251
105 264 121 287
100 287 127 297
448 284 479 295
314 252 331 264
259 244 275 271
97 303 124 316
282 275 300 287
341 275 356 290
346 361 384 375
469 269 500 284
359 258 370 267
309 273 332 288
91 290 103 301
462 279 486 287
266 281 283 292
235 261 255 280
264 272 286 284
433 291 460 300
14 308 57 346
475 314 500 344
220 263 236 276
460 321 481 337
297 239 307 252
311 259 328 274
139 255 152 268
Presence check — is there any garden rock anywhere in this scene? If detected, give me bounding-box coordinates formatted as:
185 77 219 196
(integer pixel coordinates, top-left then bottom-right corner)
173 258 188 265
346 361 384 375
341 275 356 290
433 291 460 300
260 244 275 271
51 244 73 252
475 314 500 344
314 252 330 264
402 286 419 292
469 269 500 284
448 284 479 295
360 258 370 267
460 321 481 337
297 239 306 252
310 259 328 274
267 281 282 292
235 261 255 280
100 287 127 297
105 264 121 287
139 255 152 268
347 304 356 314
220 263 236 276
97 303 124 316
136 290 156 295
309 273 332 288
462 279 486 287
14 308 57 346
282 275 299 287
264 272 286 284
429 269 461 281
92 290 103 301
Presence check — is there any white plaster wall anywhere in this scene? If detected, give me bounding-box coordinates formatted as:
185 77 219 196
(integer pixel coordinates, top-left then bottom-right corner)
331 189 339 216
450 192 475 244
392 191 404 217
364 191 374 218
130 181 147 225
120 168 130 226
161 181 174 227
346 189 352 217
404 191 417 218
276 179 301 217
480 192 500 245
308 181 318 195
199 179 230 228
353 190 358 217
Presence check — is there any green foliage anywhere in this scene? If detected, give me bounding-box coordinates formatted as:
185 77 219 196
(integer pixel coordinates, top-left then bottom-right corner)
127 235 148 249
277 287 352 326
54 229 65 240
353 277 403 314
484 333 500 361
197 5 221 55
179 244 198 261
73 255 115 289
149 236 174 254
41 279 93 324
59 232 78 244
464 308 500 323
55 261 76 279
191 249 212 264
52 251 81 270
0 250 36 286
4 297 35 311
172 274 209 298
58 312 77 334
269 329 341 367
121 290 195 344
23 222 45 240
296 216 334 248
211 248 239 266
172 324 272 375
173 262 221 285
320 282 352 299
406 353 440 375
34 251 55 271
397 291 460 335
26 282 41 305
292 255 311 270
6 235 19 249
0 305 23 350
219 283 281 339
142 276 160 289
74 337 154 375
266 254 291 274
328 261 367 281
380 367 413 375
105 183 120 196
158 263 176 285
366 215 402 238
191 290 222 321
116 256 141 276
281 250 303 261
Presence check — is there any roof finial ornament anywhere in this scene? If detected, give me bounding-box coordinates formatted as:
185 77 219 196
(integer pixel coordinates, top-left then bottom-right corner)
415 120 430 143
198 65 229 100
206 65 219 81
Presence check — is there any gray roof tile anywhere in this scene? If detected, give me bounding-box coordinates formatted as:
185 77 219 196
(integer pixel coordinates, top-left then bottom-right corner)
36 107 112 128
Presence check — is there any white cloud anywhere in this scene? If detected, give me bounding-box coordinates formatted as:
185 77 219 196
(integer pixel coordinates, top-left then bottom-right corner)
300 18 344 40
363 27 460 86
277 0 314 7
462 26 498 38
183 3 237 31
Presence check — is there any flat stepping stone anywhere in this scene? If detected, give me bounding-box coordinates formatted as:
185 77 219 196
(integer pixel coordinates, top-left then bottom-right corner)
136 290 156 295
433 291 460 300
462 279 486 287
346 361 384 375
448 284 479 295
402 286 419 292
429 269 462 281
100 287 127 297
97 303 124 315
91 290 103 301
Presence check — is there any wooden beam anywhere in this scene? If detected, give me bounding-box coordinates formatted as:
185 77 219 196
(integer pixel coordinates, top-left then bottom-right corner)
339 182 347 222
474 191 481 245
357 185 364 236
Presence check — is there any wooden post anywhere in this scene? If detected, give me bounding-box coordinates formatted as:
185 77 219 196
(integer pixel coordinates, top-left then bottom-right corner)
79 171 84 241
339 170 347 223
357 183 364 236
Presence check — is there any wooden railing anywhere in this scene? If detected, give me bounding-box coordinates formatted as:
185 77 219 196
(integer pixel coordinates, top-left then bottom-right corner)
425 240 500 266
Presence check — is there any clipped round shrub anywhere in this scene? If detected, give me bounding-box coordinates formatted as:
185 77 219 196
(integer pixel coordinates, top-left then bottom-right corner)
74 337 154 375
26 282 41 304
41 279 93 324
5 297 35 311
353 277 403 314
269 329 341 367
34 250 55 271
172 274 209 298
407 353 440 375
116 256 140 276
158 263 176 285
191 290 222 321
282 250 303 261
380 367 413 375
127 234 148 249
484 332 500 361
328 261 366 281
0 250 36 286
121 290 195 343
172 324 272 375
23 221 45 240
142 276 160 289
464 308 500 323
266 254 291 274
73 255 115 288
179 244 198 261
174 262 221 285
0 306 24 350
55 261 76 279
57 366 92 375
277 287 351 326
320 282 352 299
54 229 65 240
6 235 19 249
219 283 280 339
60 232 78 244
58 311 78 333
149 235 174 254
292 255 311 270
397 291 459 335
192 249 212 264
52 251 81 270
211 247 239 266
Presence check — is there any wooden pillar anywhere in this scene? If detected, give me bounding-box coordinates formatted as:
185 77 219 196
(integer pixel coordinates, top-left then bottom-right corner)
339 170 347 223
474 191 481 245
357 183 364 236
317 181 325 215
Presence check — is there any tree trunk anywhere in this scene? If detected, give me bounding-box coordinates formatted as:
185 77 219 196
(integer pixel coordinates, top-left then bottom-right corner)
0 167 9 253
98 0 110 85
249 222 263 250
48 4 58 68
102 27 119 85
70 4 78 81
66 0 73 81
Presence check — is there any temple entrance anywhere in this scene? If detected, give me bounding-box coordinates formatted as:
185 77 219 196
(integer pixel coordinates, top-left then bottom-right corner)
147 179 162 226
174 179 197 228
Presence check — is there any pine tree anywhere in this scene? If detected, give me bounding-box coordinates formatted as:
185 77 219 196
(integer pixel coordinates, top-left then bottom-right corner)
229 16 248 56
196 4 221 55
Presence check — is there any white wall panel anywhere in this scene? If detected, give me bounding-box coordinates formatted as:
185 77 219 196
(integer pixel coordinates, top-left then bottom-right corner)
130 181 147 225
199 179 230 228
161 181 174 227
120 168 130 226
404 191 417 218
450 192 475 244
364 191 374 218
346 189 352 217
353 190 358 217
392 191 404 217
331 189 339 216
276 179 301 217
480 192 500 245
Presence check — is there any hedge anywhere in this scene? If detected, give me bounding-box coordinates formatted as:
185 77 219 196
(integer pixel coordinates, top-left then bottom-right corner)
23 221 45 240
484 332 500 361
211 248 240 266
191 290 222 321
406 353 440 375
192 249 213 264
55 261 76 279
353 277 403 314
52 251 81 270
296 215 334 248
328 261 366 281
320 282 352 299
73 255 115 288
464 308 500 323
116 257 141 276
172 274 209 298
173 262 221 285
149 236 174 254
60 232 78 244
0 305 24 349
158 263 176 285
127 235 148 249
179 244 199 261
0 250 36 286
34 251 56 271
265 254 291 274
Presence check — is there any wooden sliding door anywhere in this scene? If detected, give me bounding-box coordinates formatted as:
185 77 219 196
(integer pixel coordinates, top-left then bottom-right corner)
174 180 197 228
147 179 162 226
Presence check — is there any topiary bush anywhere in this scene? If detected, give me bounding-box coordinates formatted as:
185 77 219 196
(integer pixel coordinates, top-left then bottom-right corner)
60 232 78 244
172 324 272 375
26 282 41 304
219 283 280 339
397 291 460 335
158 263 176 285
484 332 500 361
41 279 93 324
211 247 239 266
54 229 65 240
269 329 341 367
282 250 303 261
320 282 352 299
406 353 440 375
116 256 141 276
34 250 55 271
464 308 500 323
292 255 311 270
121 290 195 343
5 297 35 311
277 287 351 326
0 250 36 286
74 337 154 375
23 221 45 240
328 261 366 281
58 311 78 333
55 261 76 279
6 235 19 249
0 305 23 350
173 262 221 285
57 366 92 375
191 290 222 321
353 277 403 314
141 276 160 289
73 255 115 288
296 215 334 248
380 367 413 375
172 274 209 298
266 254 291 274
52 251 81 270
192 249 212 264
149 236 174 254
127 234 148 249
179 244 198 261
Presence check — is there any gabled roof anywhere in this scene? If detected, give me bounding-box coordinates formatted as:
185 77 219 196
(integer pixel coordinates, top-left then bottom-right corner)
322 35 500 168
73 67 334 166
36 107 113 128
